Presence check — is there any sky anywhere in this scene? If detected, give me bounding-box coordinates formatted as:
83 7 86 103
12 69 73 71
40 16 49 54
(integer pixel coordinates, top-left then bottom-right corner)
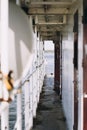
44 41 54 51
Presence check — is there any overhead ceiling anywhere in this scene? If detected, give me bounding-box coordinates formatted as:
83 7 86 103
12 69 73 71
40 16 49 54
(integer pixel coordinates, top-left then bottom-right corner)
21 0 77 41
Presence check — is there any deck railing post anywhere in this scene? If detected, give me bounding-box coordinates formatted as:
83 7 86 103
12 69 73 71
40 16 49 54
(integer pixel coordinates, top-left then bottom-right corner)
24 81 30 130
0 0 9 130
38 34 41 92
37 35 40 102
29 70 33 129
17 93 22 130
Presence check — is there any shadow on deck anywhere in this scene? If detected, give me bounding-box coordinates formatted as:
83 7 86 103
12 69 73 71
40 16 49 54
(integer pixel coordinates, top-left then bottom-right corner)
32 75 68 130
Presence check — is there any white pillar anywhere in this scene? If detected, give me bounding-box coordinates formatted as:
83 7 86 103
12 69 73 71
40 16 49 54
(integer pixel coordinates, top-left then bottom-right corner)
0 0 9 130
37 35 40 101
34 23 38 108
24 82 30 130
1 0 9 73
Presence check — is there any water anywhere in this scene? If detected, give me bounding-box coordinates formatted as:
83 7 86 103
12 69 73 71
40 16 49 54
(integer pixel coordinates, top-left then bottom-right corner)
0 51 54 130
44 51 54 75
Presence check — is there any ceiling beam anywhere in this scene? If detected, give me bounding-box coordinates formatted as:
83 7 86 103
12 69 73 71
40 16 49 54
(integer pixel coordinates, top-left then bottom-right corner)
28 13 70 15
38 30 62 32
37 26 63 31
28 7 70 15
29 1 72 5
41 33 55 36
36 22 65 25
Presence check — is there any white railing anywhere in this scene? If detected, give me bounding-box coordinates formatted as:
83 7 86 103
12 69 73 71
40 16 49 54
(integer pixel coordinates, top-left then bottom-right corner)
0 60 45 130
15 61 45 130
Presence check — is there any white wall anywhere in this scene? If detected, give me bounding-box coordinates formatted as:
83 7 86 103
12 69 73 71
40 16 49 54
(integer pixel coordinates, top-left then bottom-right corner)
62 2 84 129
7 1 34 81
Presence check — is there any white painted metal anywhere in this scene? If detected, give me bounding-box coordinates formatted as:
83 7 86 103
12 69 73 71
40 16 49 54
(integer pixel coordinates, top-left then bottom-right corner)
32 73 35 117
0 1 45 130
30 1 72 5
0 0 9 130
0 102 9 130
34 25 39 107
35 15 66 25
0 74 3 99
16 94 22 130
24 81 30 130
0 0 83 130
62 15 74 130
29 7 70 15
9 1 34 81
29 68 33 129
14 94 22 130
1 0 9 74
78 0 83 129
36 22 66 25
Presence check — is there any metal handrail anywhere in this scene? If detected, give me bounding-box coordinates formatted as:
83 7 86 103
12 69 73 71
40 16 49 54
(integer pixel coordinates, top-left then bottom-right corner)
13 61 45 130
18 61 44 88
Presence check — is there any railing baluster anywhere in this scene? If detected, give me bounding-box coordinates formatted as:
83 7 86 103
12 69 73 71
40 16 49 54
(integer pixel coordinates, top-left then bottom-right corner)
24 81 30 130
29 68 33 129
17 94 22 130
9 61 45 130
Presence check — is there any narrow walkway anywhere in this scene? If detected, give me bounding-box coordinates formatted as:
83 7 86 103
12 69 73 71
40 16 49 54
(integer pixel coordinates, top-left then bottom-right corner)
32 75 68 130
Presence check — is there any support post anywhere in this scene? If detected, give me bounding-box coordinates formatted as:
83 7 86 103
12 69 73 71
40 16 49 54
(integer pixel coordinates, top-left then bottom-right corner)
60 35 62 99
24 82 30 130
16 94 22 130
54 41 60 95
34 23 38 109
0 0 9 130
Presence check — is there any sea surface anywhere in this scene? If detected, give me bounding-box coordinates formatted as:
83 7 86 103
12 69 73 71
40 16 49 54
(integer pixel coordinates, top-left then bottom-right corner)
0 51 54 130
44 51 54 75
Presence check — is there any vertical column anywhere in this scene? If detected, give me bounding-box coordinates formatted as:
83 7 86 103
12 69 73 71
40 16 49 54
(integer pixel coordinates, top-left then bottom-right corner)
0 0 9 130
43 41 45 77
34 23 38 108
83 1 87 130
78 0 83 130
29 15 33 128
54 42 60 95
24 82 30 130
60 35 62 99
17 93 22 130
29 69 33 129
41 40 44 86
39 34 41 93
14 1 22 129
73 10 78 130
37 31 40 103
38 34 40 93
